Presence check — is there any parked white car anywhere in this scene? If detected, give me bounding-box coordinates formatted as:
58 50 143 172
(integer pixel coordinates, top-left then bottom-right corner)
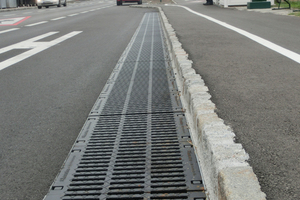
37 0 67 9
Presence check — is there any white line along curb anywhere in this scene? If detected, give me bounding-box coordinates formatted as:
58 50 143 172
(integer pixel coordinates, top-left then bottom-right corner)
131 5 266 200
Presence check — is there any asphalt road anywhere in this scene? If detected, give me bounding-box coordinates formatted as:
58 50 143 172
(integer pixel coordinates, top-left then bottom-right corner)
0 1 156 199
2 0 300 199
161 1 300 199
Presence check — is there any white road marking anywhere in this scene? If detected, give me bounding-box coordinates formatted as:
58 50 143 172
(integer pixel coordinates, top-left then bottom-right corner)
25 21 48 27
176 5 300 64
81 11 89 13
68 13 80 16
95 5 113 10
51 16 66 21
0 31 82 71
0 28 20 35
0 17 29 26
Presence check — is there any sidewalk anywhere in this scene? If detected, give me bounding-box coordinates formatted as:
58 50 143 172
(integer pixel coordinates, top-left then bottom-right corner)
234 6 294 15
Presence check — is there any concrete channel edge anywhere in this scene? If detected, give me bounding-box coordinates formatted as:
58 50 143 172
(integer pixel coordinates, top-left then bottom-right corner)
131 5 267 200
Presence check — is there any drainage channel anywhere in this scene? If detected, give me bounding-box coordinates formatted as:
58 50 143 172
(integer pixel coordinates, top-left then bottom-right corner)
44 12 206 200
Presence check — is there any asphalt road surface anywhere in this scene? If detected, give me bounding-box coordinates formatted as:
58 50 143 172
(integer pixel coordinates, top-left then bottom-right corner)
161 1 300 199
0 1 156 199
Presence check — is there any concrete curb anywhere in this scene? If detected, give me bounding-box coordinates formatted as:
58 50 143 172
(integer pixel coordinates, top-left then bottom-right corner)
131 4 267 200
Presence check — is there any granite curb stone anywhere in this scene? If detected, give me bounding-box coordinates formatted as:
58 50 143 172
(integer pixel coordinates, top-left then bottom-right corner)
131 4 266 200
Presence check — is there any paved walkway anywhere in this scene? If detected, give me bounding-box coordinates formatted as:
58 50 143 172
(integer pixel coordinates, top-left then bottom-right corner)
234 6 294 15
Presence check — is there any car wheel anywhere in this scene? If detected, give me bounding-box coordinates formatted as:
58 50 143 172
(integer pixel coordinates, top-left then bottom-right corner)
45 6 49 8
38 6 42 9
57 0 61 7
63 0 67 6
138 0 142 4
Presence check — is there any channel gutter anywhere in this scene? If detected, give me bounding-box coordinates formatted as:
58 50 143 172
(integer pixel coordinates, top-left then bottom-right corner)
131 5 267 200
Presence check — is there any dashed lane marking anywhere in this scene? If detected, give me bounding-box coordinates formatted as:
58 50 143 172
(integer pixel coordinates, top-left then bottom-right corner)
0 5 112 28
25 21 48 27
0 28 20 34
68 13 80 16
51 16 66 21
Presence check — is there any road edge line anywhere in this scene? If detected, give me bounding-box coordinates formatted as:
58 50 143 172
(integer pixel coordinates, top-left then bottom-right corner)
131 5 266 200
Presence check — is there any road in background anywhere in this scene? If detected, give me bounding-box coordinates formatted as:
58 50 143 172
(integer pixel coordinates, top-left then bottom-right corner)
0 1 157 199
161 1 300 199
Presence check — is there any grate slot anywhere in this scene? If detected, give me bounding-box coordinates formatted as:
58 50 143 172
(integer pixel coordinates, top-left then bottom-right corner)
113 171 145 175
151 174 185 179
71 178 106 182
75 169 108 173
81 155 112 159
116 155 146 159
110 182 144 186
73 173 107 177
112 176 145 180
151 196 188 200
79 160 110 164
107 191 144 195
67 186 103 191
151 190 188 194
117 152 145 156
77 164 109 168
109 186 144 190
151 154 182 158
64 192 102 196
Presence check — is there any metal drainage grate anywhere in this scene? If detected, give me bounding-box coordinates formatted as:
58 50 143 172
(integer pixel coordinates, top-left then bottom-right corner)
44 12 206 200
